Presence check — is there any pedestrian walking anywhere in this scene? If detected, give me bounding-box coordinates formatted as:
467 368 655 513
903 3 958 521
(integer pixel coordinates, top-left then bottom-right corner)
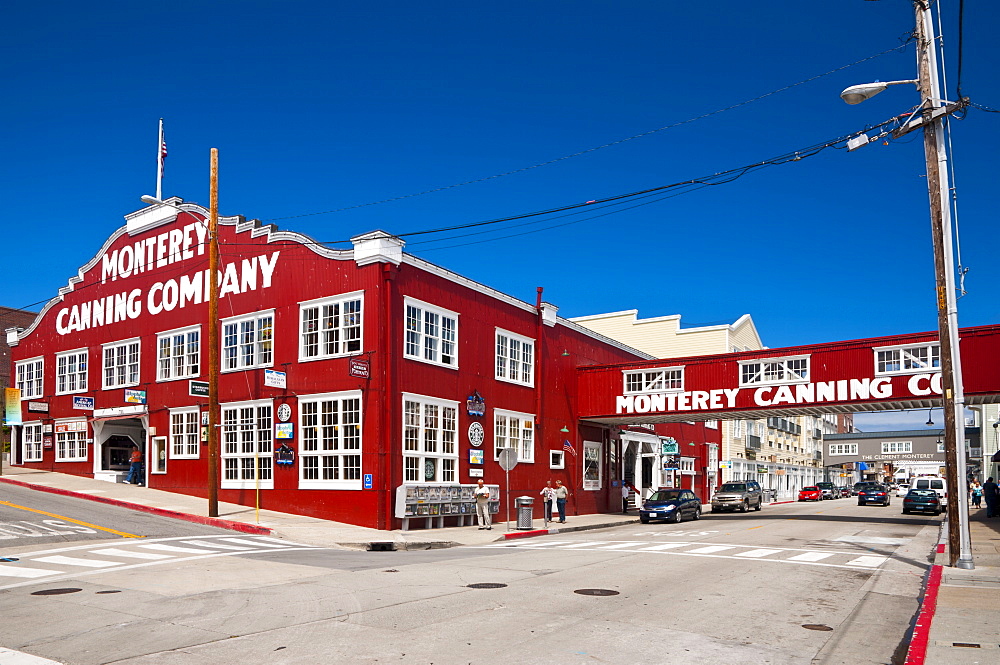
473 478 492 530
970 481 983 509
124 444 143 485
554 479 569 523
982 477 999 518
540 481 555 523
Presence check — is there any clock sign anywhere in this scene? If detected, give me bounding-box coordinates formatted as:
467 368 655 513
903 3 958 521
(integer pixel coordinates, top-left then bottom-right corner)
277 403 292 423
468 421 485 447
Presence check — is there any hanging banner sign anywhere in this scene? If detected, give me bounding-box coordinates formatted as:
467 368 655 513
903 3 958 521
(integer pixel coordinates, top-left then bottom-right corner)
73 396 95 411
264 369 287 389
349 358 370 379
125 389 147 404
4 388 21 425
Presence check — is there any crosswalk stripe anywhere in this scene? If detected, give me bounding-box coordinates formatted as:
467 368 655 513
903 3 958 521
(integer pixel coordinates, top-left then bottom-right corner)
33 555 120 568
180 541 253 551
515 541 573 548
637 543 689 551
684 546 734 554
218 538 292 549
555 542 608 548
845 556 888 568
598 542 648 550
787 551 835 562
255 537 312 547
139 544 219 554
90 548 174 560
0 564 59 579
733 549 784 558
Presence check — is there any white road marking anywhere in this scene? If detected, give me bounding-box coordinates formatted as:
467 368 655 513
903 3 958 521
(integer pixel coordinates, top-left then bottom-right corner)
91 548 174 560
845 556 888 568
599 542 649 550
685 546 734 554
787 551 836 562
33 555 121 568
555 542 609 548
0 647 64 664
179 540 253 550
139 544 220 554
637 543 689 551
834 536 910 546
733 549 783 558
219 538 294 548
0 564 59 579
513 541 573 548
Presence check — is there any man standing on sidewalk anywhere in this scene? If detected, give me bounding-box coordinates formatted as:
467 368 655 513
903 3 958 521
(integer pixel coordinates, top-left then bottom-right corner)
473 478 492 530
124 444 143 485
983 477 999 518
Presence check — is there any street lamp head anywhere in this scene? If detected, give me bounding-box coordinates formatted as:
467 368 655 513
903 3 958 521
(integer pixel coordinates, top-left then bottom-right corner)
840 79 918 105
141 195 167 206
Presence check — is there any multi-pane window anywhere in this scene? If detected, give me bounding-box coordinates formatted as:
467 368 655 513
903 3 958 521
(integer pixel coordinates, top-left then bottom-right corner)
169 408 200 459
404 298 457 368
102 339 140 388
300 392 362 488
22 422 43 462
300 294 363 360
55 421 88 461
881 441 912 454
874 344 940 375
495 329 534 386
402 394 458 483
15 357 43 399
828 443 858 456
158 327 200 381
583 440 602 490
222 312 274 371
739 356 809 386
494 410 535 463
56 350 88 395
705 420 719 429
221 401 273 489
623 367 683 394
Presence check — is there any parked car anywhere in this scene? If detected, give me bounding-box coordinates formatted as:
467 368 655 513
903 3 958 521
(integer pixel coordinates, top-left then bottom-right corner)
857 484 891 506
902 488 943 515
815 482 838 500
798 486 822 502
895 483 910 498
912 477 947 505
839 486 852 498
640 489 703 524
711 480 764 513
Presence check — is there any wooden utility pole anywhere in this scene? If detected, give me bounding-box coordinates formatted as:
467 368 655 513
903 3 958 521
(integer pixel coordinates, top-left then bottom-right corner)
208 148 220 517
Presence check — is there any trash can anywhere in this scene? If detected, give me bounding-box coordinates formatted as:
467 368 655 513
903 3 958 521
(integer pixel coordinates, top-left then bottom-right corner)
515 496 534 530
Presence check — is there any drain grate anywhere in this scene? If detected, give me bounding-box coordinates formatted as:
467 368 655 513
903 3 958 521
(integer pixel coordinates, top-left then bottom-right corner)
802 624 834 632
574 588 620 596
952 643 981 648
467 583 508 589
31 588 82 596
368 542 397 552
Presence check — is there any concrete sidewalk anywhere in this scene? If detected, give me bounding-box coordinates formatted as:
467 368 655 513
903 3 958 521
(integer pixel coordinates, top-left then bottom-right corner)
0 463 638 549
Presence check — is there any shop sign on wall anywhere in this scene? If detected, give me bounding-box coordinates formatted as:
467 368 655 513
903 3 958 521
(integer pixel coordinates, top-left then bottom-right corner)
469 449 484 464
125 389 146 404
275 423 294 439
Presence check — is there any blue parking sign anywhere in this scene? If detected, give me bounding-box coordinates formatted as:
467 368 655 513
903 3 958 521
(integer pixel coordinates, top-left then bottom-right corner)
363 474 373 489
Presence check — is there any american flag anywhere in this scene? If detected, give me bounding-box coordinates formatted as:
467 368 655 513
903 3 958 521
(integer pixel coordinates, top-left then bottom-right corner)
159 131 168 176
562 439 577 457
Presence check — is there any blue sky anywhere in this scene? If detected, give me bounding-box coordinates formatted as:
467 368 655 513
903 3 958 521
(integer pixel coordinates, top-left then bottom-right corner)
3 1 997 429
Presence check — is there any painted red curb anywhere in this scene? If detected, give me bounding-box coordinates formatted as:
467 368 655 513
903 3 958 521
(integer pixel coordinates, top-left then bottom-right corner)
770 501 795 505
0 476 272 535
504 528 551 540
904 564 943 665
935 543 945 554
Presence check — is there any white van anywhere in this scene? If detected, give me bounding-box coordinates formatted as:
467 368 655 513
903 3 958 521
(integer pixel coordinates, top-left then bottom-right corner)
912 477 947 505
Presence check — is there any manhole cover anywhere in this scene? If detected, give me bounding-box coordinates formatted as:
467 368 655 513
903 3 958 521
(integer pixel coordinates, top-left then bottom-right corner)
802 624 833 631
574 588 620 596
96 590 122 594
31 588 82 596
467 583 508 589
0 557 19 563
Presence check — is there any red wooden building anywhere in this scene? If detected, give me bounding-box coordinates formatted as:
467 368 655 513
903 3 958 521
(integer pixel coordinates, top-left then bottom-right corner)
5 200 718 529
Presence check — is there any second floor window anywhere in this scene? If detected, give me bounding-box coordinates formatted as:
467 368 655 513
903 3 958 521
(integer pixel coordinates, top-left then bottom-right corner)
158 327 200 381
881 441 912 454
623 367 683 394
404 299 457 368
223 312 274 371
300 294 363 360
495 330 534 386
740 356 809 386
874 344 940 375
103 339 140 388
56 350 88 394
16 357 44 399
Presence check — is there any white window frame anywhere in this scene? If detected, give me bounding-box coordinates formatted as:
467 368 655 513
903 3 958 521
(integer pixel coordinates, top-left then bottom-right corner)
622 366 684 394
828 443 858 456
495 328 534 386
873 343 940 376
583 440 602 490
403 297 458 369
55 349 88 395
157 325 201 382
299 292 364 362
402 393 459 483
549 449 565 469
15 357 44 399
22 422 43 462
169 407 201 459
102 338 141 389
881 441 913 454
493 409 535 463
221 310 274 372
680 457 696 475
54 420 88 462
705 420 719 429
151 436 168 474
299 391 363 489
220 399 273 489
739 355 810 387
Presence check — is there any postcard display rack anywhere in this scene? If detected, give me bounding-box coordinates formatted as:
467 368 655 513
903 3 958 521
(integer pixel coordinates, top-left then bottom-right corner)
395 484 500 530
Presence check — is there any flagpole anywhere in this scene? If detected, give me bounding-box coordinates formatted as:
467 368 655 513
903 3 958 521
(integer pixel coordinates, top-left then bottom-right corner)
156 119 164 200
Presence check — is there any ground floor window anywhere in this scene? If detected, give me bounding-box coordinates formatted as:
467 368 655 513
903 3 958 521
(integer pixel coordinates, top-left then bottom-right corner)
493 409 535 463
221 400 273 489
583 440 602 490
402 393 458 483
55 421 88 462
299 391 362 489
169 408 200 459
23 422 43 462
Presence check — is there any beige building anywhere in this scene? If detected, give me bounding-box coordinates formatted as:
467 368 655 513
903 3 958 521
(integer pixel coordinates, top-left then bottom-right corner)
571 310 852 497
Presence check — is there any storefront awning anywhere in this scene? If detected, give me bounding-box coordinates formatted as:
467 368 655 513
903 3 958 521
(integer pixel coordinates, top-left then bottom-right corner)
90 414 146 423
